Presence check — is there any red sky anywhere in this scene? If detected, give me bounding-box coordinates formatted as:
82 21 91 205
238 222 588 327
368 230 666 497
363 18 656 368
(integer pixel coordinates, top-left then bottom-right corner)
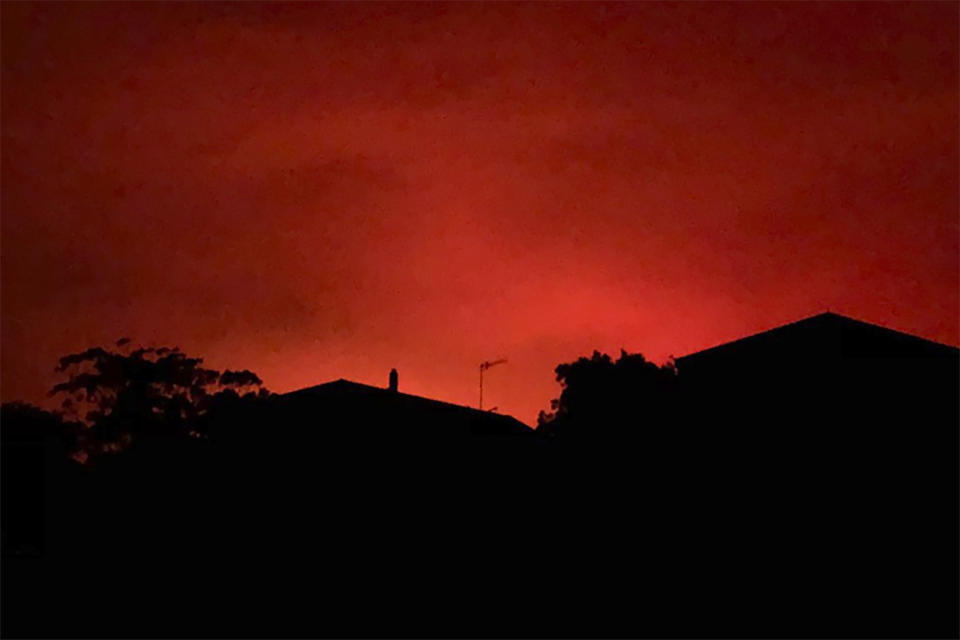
3 2 958 425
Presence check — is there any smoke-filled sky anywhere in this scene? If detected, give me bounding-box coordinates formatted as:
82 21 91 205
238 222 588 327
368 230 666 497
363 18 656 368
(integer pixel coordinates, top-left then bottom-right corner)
3 2 957 424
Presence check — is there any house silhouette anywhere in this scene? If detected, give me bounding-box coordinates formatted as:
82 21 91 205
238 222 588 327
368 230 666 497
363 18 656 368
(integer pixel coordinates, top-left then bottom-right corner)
673 311 958 467
677 310 958 369
669 311 959 638
278 375 532 440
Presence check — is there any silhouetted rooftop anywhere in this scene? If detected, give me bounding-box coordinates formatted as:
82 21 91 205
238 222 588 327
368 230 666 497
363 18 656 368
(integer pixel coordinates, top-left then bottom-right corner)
677 312 959 365
281 378 532 435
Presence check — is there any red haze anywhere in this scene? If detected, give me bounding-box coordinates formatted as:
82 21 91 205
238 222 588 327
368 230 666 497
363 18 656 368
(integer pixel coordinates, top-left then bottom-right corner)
2 2 957 424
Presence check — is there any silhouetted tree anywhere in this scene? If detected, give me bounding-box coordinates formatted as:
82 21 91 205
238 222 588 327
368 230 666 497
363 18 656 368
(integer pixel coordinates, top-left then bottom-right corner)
49 338 268 460
537 349 677 441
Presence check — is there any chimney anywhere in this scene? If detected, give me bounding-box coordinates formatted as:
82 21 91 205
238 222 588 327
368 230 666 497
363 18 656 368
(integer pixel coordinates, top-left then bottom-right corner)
388 368 398 392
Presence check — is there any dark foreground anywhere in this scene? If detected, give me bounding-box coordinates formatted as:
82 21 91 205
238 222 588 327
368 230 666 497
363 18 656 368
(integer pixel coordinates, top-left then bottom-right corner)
4 414 957 637
3 321 958 638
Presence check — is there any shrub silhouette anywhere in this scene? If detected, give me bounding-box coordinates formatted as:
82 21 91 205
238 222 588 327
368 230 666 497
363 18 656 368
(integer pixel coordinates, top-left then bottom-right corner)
537 349 678 443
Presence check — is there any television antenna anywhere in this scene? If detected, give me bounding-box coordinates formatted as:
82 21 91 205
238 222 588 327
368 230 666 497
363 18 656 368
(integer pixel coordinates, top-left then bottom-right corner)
479 358 507 410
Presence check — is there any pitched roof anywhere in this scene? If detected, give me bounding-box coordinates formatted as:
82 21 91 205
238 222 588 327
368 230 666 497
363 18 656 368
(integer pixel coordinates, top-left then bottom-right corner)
676 312 959 364
281 378 532 434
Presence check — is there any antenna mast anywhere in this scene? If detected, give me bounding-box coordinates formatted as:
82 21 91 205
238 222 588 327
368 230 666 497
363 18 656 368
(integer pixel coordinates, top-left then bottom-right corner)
479 358 507 410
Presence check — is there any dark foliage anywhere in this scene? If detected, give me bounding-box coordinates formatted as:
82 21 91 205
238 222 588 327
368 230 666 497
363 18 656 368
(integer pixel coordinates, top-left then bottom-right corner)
537 349 677 441
49 341 269 460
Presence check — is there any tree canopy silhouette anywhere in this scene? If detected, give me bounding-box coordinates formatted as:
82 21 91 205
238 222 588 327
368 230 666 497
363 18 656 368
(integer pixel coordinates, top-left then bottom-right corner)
49 339 268 460
537 349 677 441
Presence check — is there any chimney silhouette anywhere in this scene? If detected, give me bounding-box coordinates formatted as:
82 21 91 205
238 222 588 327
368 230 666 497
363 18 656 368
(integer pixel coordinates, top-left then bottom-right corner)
389 368 398 392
